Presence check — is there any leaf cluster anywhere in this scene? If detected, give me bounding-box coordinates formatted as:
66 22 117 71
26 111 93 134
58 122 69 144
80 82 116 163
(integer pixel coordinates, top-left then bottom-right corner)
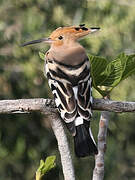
89 53 135 96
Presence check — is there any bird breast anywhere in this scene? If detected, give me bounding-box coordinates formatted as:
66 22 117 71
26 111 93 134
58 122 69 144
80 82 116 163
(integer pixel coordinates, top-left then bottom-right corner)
48 45 87 66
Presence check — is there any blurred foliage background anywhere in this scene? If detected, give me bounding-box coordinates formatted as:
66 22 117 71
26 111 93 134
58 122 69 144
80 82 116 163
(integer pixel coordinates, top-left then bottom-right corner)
0 0 135 179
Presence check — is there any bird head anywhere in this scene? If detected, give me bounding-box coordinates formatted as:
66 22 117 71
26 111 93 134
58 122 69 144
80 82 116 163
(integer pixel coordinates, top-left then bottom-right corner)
21 24 100 47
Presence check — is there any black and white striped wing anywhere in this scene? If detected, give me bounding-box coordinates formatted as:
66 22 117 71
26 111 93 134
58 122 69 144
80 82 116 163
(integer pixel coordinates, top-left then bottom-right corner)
77 77 93 120
48 78 77 123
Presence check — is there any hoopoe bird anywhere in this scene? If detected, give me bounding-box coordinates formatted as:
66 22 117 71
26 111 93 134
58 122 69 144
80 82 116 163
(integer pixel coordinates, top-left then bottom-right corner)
22 24 100 157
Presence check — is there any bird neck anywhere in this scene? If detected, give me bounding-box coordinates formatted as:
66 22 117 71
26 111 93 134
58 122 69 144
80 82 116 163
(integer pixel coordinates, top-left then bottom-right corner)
49 43 87 66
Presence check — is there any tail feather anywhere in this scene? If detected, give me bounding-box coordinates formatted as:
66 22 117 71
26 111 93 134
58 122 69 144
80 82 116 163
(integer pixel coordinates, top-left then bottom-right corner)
74 123 98 158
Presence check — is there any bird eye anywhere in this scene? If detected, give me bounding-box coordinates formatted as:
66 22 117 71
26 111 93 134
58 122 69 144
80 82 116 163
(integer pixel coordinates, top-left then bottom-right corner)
58 36 63 40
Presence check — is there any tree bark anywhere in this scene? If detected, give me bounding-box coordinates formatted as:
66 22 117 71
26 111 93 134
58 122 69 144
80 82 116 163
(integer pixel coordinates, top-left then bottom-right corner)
92 111 110 180
48 112 75 180
0 98 134 114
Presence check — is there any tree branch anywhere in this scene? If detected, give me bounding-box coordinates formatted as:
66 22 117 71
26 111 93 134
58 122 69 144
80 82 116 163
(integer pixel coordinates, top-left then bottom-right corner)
92 96 110 180
0 98 134 114
92 111 110 180
47 112 75 180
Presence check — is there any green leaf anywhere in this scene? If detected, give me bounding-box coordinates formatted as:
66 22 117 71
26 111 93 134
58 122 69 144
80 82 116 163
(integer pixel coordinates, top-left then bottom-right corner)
121 54 135 80
89 54 108 87
99 58 123 87
39 51 45 60
36 156 56 180
44 156 56 173
89 53 135 96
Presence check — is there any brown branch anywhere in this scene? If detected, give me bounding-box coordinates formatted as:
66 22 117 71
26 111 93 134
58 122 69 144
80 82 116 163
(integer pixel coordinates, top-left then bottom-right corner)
48 112 75 180
92 111 110 180
0 98 134 114
92 96 110 180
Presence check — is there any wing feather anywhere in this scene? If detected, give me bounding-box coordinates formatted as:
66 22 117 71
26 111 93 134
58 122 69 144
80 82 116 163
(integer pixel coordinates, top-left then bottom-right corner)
48 78 77 123
77 78 92 119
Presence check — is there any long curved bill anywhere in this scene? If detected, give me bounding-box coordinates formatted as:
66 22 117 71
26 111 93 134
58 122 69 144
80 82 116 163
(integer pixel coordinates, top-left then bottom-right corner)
21 37 53 47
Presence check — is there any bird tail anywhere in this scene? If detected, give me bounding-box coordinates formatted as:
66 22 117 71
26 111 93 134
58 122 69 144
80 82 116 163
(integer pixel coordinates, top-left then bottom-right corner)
74 120 98 158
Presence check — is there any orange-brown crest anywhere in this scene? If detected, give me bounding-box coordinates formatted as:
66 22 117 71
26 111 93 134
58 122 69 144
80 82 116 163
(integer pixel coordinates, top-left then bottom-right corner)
50 26 90 40
49 25 92 46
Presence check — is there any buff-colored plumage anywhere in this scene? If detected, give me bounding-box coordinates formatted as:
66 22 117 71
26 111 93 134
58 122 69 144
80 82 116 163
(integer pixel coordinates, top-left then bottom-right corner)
22 24 100 157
